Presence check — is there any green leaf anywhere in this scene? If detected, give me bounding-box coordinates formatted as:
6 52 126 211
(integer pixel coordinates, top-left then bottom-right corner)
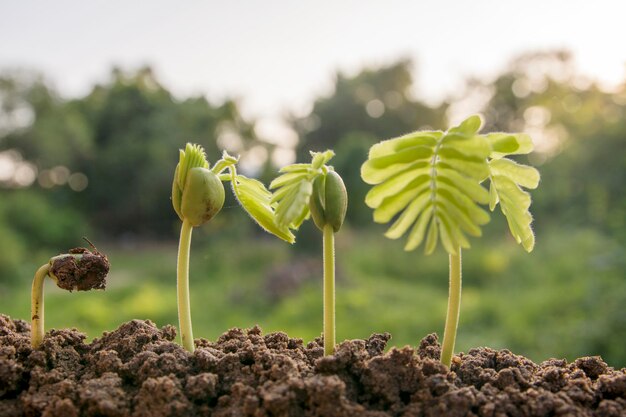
486 133 534 158
424 220 439 255
274 180 313 228
176 143 209 191
366 146 433 170
489 159 540 189
404 206 433 251
311 150 335 170
384 193 431 239
485 130 539 252
362 158 430 186
436 167 490 204
374 180 429 223
368 131 440 159
269 171 308 190
436 189 483 237
448 115 482 136
436 213 458 255
231 175 295 243
489 181 499 211
290 204 311 230
278 163 313 173
271 152 328 230
364 164 430 208
438 157 490 181
441 135 490 159
362 116 539 255
484 133 519 155
361 119 492 255
488 171 536 252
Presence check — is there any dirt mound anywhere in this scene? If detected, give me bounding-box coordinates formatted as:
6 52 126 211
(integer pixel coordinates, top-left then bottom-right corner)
0 314 624 416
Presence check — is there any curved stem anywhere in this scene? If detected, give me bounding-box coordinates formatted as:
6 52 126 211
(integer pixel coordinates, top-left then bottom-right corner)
323 224 336 356
31 264 51 349
441 248 462 367
177 219 195 352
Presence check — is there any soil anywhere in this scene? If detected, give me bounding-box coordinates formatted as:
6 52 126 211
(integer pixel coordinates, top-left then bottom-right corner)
0 315 624 417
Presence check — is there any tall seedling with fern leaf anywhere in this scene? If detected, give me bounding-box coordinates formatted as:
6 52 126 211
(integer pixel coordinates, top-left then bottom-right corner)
360 115 540 367
270 150 347 356
172 143 294 352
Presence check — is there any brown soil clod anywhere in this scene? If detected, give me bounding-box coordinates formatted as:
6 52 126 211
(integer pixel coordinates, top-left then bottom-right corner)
50 247 109 292
0 315 624 416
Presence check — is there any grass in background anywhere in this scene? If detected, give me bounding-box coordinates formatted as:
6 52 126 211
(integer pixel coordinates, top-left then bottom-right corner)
1 226 624 368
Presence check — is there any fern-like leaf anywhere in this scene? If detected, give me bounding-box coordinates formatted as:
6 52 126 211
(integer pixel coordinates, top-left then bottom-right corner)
485 133 540 252
361 115 491 255
270 150 334 229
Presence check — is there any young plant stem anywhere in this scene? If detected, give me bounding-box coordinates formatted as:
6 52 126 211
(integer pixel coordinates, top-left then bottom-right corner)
177 219 195 352
441 248 462 367
31 264 51 349
323 223 336 356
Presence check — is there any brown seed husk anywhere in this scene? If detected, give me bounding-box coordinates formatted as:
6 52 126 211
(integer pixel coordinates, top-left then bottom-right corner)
50 247 109 292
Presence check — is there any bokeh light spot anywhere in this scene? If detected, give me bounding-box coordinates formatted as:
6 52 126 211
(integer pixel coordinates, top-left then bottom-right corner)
366 99 385 118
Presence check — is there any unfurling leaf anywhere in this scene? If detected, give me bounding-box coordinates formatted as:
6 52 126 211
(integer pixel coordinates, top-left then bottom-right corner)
270 150 334 230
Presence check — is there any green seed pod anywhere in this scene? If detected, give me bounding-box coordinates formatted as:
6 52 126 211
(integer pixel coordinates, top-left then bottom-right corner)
309 170 348 233
172 163 183 220
309 175 327 231
180 167 225 227
172 143 225 226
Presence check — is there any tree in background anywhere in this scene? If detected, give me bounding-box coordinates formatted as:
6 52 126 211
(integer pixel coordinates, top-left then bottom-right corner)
463 51 626 242
0 67 263 241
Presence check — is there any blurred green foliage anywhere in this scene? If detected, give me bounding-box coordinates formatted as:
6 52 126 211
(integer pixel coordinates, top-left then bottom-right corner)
0 227 623 367
0 51 625 367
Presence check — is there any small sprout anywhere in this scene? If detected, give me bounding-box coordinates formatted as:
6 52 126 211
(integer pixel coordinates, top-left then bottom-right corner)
172 143 294 352
361 115 540 367
270 150 347 355
31 240 109 349
172 143 225 227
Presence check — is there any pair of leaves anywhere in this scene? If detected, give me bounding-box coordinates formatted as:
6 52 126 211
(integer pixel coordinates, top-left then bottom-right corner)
269 150 335 230
361 115 540 255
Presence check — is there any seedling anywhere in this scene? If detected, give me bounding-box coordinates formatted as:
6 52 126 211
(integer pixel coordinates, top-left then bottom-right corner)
270 150 347 355
31 240 109 349
172 143 294 352
361 115 540 366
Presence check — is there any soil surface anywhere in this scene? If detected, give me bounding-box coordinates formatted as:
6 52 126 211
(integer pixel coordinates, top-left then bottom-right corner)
0 315 624 417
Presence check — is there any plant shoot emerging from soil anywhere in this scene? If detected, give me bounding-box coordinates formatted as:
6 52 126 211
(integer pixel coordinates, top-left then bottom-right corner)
361 115 540 367
172 143 294 352
270 150 348 355
31 241 109 349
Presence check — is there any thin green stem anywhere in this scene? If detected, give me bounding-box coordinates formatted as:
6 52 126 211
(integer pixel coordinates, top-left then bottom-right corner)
441 248 462 367
323 223 336 356
177 219 195 352
31 264 51 349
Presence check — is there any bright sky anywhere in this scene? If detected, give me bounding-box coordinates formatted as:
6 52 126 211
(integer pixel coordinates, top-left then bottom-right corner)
1 0 625 136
